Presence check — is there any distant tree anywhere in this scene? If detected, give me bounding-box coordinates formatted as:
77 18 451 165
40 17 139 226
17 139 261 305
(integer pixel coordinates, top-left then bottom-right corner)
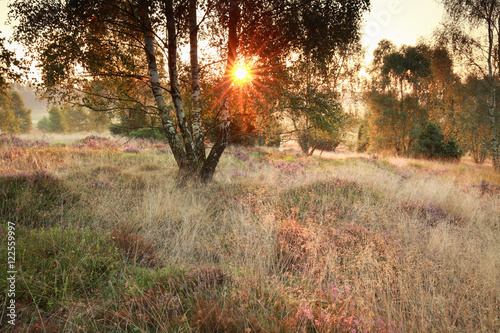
61 104 109 132
36 116 51 132
0 93 20 133
283 58 343 155
62 104 89 132
365 40 475 157
426 47 462 135
47 106 65 133
0 89 32 133
282 38 364 156
9 91 32 132
439 0 500 170
366 41 431 156
11 0 370 181
454 75 492 163
38 104 109 133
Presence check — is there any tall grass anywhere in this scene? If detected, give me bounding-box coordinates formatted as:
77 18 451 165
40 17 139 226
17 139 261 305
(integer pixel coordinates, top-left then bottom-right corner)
1 134 499 332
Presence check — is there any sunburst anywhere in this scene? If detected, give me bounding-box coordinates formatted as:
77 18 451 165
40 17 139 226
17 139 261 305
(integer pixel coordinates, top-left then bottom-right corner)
233 62 251 83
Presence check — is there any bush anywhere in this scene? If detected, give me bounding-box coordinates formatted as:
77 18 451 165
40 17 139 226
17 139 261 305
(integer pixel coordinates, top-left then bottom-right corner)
257 133 281 147
109 125 168 142
297 129 342 155
72 135 118 150
413 122 462 161
128 128 168 141
441 137 462 160
314 136 340 153
109 123 126 135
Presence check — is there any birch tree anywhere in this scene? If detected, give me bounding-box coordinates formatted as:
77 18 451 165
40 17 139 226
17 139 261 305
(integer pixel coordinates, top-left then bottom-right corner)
440 0 500 171
10 0 370 181
366 42 431 156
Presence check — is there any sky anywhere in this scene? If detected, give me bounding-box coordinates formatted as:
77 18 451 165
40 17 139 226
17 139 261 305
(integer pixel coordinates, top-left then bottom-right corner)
0 0 446 68
0 0 12 39
361 0 445 63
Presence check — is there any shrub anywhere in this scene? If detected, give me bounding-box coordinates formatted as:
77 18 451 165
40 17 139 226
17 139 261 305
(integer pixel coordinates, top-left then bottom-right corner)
413 122 462 160
109 123 126 135
72 135 118 150
314 136 341 153
128 128 168 141
123 146 141 154
297 130 342 155
258 133 281 148
441 137 462 160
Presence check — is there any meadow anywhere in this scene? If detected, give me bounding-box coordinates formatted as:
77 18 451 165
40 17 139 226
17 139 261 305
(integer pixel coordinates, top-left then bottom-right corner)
0 132 499 332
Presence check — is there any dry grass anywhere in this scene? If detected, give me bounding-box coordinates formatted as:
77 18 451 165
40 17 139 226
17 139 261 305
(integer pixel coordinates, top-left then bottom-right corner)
17 129 114 144
1 133 499 332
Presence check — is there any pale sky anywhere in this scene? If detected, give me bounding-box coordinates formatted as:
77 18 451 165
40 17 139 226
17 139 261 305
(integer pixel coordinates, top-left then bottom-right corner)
0 0 12 39
0 0 445 67
362 0 445 63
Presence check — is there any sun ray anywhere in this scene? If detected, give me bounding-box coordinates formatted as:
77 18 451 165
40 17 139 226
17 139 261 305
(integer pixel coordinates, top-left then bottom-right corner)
233 62 251 83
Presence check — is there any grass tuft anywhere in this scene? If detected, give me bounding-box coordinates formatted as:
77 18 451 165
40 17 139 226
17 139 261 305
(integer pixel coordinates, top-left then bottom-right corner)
1 134 498 332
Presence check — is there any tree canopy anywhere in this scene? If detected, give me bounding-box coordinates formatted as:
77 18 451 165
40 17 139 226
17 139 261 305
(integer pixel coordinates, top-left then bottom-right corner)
0 35 23 94
365 40 464 159
10 0 370 181
439 0 500 170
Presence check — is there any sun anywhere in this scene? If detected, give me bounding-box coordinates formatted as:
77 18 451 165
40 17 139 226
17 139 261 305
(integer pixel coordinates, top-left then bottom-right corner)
233 62 251 83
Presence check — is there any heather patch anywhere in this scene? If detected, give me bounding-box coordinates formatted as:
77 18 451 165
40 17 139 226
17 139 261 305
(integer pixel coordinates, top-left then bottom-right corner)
277 178 369 223
71 135 118 150
0 133 49 149
0 171 79 227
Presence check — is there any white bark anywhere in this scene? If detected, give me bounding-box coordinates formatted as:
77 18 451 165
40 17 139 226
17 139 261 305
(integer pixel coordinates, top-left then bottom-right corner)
142 3 187 167
165 0 197 165
190 0 204 161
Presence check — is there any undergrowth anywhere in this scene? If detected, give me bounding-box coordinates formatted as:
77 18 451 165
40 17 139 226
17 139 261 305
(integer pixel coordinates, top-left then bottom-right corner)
0 135 498 332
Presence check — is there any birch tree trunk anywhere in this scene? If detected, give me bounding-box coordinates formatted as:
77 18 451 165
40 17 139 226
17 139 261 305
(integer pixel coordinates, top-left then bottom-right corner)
200 0 239 182
486 5 499 171
492 13 500 171
190 0 205 163
165 0 197 172
142 4 188 169
142 0 240 181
